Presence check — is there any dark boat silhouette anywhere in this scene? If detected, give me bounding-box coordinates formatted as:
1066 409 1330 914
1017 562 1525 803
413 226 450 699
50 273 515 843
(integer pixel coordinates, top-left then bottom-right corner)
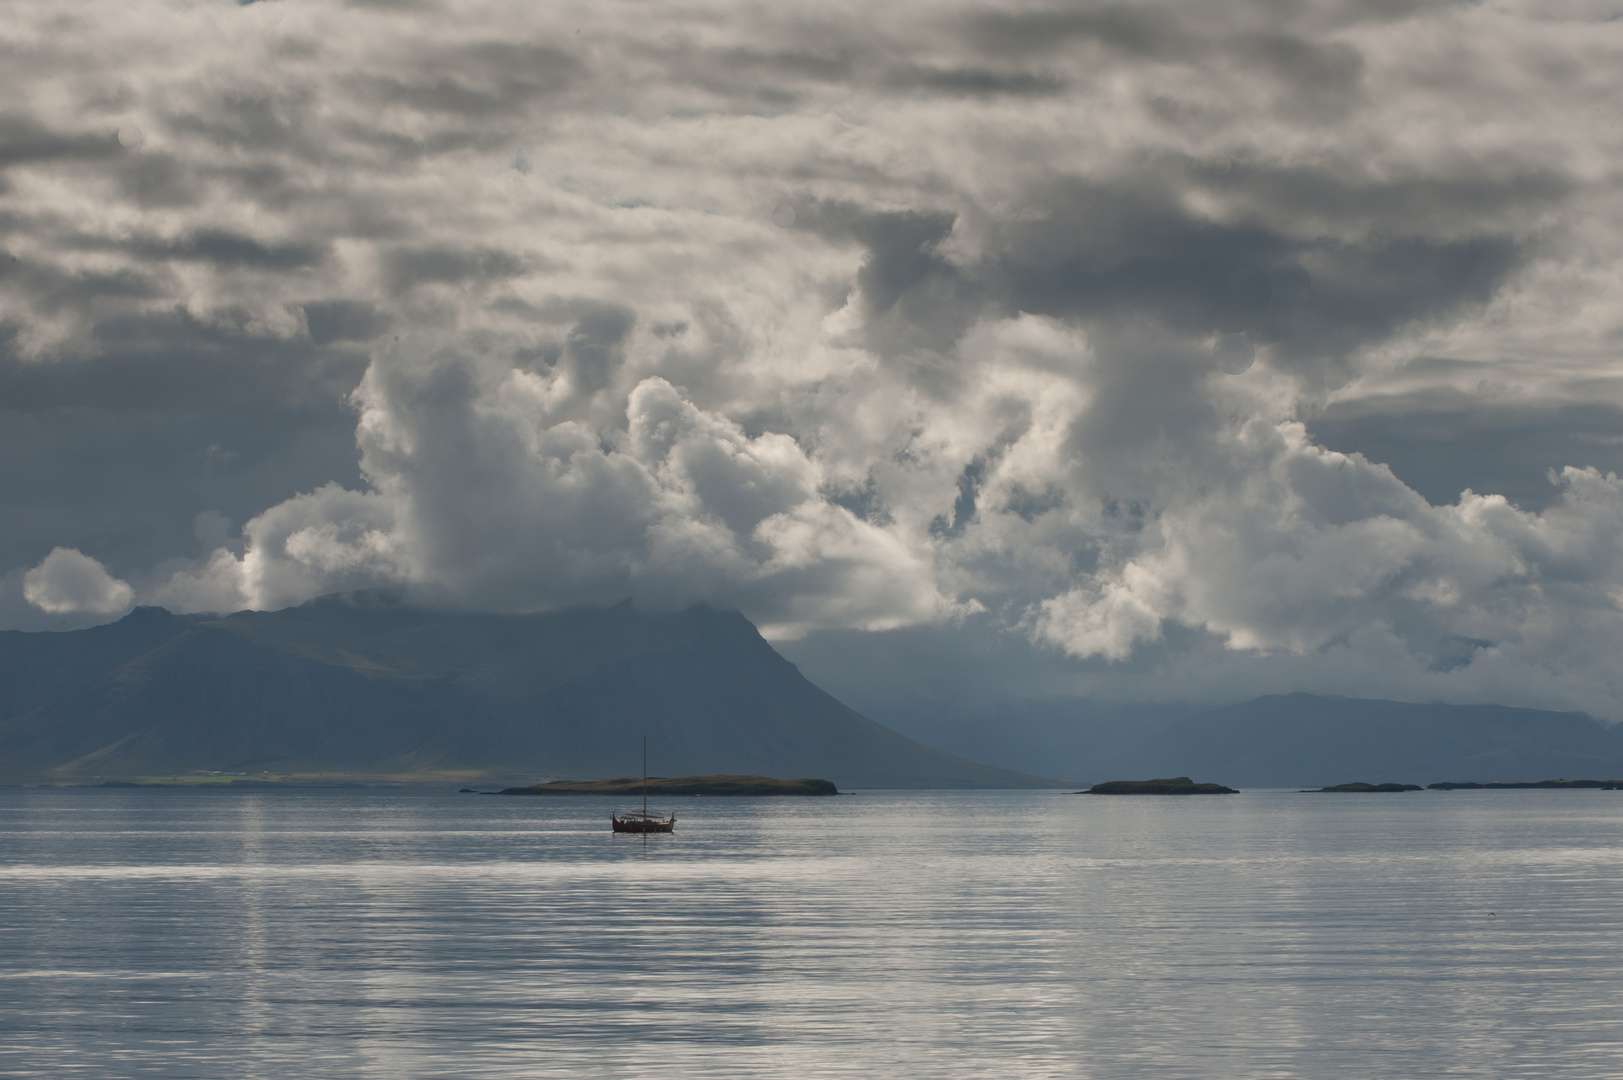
612 737 676 833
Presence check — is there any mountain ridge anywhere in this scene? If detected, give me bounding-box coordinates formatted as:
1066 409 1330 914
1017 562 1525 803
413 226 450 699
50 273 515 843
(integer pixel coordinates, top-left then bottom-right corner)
0 594 1060 789
883 691 1623 787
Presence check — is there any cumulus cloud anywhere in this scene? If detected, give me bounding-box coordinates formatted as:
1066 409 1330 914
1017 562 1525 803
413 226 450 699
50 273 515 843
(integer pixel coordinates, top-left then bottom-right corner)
151 337 956 637
22 548 134 615
4 0 1623 713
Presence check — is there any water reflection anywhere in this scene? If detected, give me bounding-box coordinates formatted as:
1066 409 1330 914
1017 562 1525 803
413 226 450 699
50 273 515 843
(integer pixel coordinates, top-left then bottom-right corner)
2 788 1621 1077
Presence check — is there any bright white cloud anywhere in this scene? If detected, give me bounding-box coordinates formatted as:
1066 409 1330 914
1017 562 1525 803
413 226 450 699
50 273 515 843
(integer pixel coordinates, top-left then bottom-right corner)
23 548 134 615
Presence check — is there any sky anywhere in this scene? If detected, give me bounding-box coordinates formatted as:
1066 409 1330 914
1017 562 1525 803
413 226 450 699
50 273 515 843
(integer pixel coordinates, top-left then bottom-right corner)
4 0 1623 720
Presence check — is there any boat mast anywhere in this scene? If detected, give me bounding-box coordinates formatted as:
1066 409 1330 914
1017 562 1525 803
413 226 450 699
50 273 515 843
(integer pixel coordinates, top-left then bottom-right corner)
642 735 648 818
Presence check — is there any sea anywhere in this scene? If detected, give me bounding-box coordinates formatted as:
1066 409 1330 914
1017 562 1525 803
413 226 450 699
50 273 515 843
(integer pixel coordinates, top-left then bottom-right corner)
1 786 1620 1079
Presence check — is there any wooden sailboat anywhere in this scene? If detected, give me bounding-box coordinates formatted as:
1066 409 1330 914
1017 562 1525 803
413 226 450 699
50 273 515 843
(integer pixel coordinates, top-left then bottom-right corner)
612 737 676 833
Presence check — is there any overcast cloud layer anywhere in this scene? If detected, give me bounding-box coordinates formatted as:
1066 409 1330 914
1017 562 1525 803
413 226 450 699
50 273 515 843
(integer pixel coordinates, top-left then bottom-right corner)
4 0 1623 716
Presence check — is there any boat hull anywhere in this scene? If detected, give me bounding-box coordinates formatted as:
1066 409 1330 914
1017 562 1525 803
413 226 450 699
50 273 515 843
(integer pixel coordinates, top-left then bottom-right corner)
612 815 676 833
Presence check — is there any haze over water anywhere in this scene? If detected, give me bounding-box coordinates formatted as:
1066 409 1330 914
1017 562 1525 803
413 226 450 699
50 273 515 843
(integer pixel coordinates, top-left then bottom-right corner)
2 788 1620 1078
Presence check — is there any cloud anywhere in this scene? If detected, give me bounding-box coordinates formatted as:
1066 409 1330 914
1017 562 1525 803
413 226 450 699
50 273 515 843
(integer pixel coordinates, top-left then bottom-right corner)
1030 433 1623 699
22 547 134 615
1310 393 1623 512
3 0 1623 716
151 337 956 638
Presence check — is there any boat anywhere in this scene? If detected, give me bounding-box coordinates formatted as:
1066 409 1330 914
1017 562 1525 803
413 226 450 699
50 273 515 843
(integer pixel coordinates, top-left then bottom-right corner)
612 737 676 833
611 811 675 833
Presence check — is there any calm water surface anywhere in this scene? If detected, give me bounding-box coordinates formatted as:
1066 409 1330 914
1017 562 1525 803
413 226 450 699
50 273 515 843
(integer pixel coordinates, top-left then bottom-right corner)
1 787 1620 1078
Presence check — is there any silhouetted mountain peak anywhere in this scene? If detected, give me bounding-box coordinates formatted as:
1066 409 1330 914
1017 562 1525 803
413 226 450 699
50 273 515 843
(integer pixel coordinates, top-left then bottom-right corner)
0 595 1057 788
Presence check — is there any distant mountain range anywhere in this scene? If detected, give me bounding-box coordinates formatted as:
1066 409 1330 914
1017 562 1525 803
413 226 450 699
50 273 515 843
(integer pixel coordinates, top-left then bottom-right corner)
0 594 1054 789
6 593 1620 789
884 693 1623 788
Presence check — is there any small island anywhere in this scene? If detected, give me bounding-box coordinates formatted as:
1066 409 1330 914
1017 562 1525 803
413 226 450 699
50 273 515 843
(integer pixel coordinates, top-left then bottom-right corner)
1305 782 1423 793
1072 776 1238 795
1428 779 1622 790
498 774 839 796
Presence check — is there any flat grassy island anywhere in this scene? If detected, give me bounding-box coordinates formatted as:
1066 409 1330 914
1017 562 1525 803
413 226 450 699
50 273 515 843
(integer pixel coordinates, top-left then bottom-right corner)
1307 782 1423 793
498 774 839 796
1075 776 1238 795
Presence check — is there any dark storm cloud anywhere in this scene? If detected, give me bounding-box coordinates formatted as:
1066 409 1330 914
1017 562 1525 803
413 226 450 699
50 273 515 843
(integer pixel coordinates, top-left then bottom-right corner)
122 230 329 271
800 133 1571 383
976 169 1549 371
640 38 862 106
794 203 980 356
1237 160 1576 235
0 257 173 311
883 67 1067 98
383 246 533 294
0 114 122 170
302 301 392 346
352 42 582 118
487 296 637 389
1311 394 1623 513
166 85 343 164
0 312 364 411
562 302 636 395
796 171 1541 401
1061 329 1220 501
965 6 1190 59
113 150 207 209
1245 35 1366 122
651 35 1066 106
852 213 958 317
0 327 366 580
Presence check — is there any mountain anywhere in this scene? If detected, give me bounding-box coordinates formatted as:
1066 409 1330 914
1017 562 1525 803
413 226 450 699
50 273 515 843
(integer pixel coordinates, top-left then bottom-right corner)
0 594 1058 789
1139 694 1623 787
884 693 1623 788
